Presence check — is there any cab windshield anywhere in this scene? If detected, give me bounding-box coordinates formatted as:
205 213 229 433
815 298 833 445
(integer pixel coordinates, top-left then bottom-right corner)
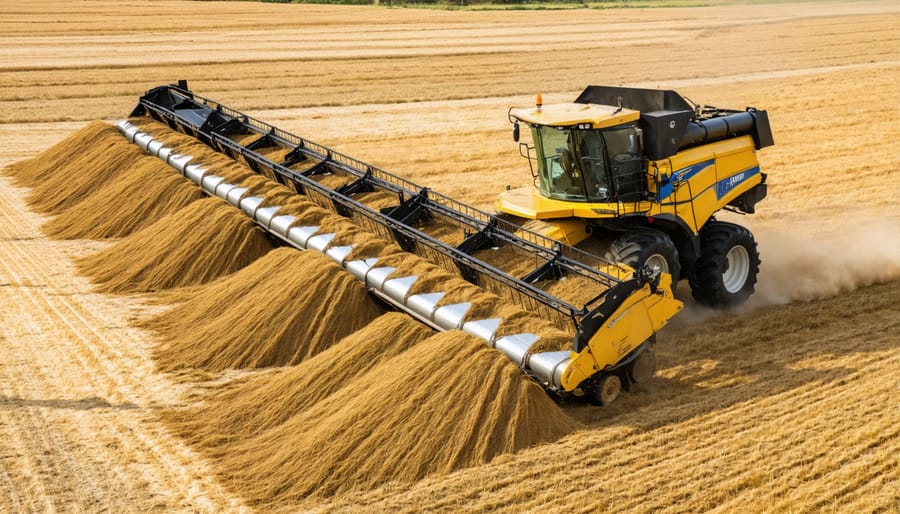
530 124 642 202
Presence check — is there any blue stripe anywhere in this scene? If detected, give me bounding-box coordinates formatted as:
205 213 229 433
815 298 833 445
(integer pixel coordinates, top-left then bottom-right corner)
716 166 760 200
656 159 714 201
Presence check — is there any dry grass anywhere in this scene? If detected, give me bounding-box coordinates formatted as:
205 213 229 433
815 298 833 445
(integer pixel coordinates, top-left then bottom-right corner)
76 197 274 293
143 247 384 372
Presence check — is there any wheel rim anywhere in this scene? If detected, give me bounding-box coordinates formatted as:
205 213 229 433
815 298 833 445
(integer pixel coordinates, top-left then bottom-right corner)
599 375 622 405
645 253 669 274
722 245 750 294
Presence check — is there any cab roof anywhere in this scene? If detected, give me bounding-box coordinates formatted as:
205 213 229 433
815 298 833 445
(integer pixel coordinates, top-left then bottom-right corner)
510 102 640 130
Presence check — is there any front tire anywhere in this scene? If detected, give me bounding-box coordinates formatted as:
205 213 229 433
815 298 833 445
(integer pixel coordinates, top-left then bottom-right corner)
587 373 622 406
609 228 681 281
689 221 760 307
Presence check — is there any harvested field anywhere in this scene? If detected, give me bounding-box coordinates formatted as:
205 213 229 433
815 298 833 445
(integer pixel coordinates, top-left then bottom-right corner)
1 1 898 512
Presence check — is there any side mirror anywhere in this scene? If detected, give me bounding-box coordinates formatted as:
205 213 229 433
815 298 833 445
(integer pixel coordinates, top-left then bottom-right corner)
512 121 520 142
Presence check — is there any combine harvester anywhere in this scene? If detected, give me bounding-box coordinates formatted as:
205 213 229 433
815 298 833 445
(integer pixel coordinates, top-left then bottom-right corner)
118 81 771 405
498 87 774 307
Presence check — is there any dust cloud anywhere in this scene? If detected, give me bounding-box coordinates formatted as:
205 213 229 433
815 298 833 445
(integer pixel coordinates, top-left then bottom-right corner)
748 221 900 309
671 219 900 324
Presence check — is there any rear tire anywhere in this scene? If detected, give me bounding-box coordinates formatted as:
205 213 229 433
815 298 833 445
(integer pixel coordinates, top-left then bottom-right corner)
609 228 681 281
689 221 760 307
628 346 657 384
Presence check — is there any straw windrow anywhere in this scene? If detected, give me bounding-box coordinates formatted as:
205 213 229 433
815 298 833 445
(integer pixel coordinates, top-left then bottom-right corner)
25 135 146 214
3 121 119 187
214 330 580 504
165 312 433 446
77 196 274 293
43 155 205 239
142 247 384 372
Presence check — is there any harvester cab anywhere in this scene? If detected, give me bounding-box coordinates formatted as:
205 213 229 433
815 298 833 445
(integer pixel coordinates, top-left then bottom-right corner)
498 85 774 308
509 98 645 204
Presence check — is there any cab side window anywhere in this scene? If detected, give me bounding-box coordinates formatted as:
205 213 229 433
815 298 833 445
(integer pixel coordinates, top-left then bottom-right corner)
603 126 644 201
577 131 610 201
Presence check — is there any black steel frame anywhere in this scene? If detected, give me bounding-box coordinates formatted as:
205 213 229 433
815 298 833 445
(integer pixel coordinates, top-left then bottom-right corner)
132 82 633 329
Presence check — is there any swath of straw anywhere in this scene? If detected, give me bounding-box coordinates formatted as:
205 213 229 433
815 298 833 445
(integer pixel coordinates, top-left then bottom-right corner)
43 155 205 239
3 121 117 187
77 196 274 294
163 311 433 448
142 247 384 372
26 136 146 214
214 330 580 504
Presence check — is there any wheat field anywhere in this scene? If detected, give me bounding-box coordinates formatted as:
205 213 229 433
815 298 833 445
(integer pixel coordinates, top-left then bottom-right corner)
0 0 898 512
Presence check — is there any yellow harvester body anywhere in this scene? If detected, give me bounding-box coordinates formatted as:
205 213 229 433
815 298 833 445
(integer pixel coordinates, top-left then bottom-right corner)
559 272 682 392
496 86 773 311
